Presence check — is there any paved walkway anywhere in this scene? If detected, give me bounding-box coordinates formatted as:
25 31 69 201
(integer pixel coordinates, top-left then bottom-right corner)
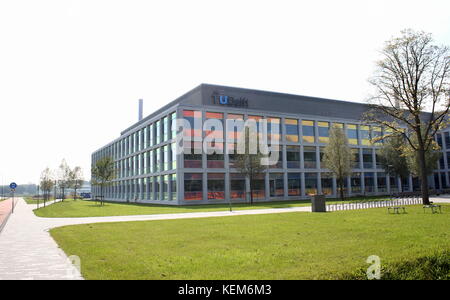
0 196 448 280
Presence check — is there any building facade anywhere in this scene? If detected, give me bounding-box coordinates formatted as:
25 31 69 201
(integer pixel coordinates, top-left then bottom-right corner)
91 84 447 205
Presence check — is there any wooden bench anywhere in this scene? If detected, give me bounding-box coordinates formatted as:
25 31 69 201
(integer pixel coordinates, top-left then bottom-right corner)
423 204 442 214
387 206 406 214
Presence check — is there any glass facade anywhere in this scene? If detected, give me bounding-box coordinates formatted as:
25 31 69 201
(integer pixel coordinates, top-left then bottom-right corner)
92 95 446 204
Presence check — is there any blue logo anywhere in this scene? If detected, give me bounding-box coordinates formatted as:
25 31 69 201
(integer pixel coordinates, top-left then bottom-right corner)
212 93 248 108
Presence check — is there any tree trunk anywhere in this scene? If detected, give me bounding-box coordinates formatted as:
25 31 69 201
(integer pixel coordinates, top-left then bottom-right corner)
249 176 254 205
418 148 430 205
339 177 345 201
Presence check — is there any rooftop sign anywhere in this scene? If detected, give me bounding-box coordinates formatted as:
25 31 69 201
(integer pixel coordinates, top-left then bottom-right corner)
211 93 249 108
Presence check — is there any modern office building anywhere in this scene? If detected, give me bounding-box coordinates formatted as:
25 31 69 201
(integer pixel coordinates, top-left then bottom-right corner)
91 84 448 205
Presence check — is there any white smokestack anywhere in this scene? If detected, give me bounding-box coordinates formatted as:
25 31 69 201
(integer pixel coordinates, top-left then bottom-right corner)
138 99 143 121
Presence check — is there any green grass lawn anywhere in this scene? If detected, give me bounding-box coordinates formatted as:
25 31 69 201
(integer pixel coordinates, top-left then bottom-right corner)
34 196 390 218
50 204 450 280
24 197 57 205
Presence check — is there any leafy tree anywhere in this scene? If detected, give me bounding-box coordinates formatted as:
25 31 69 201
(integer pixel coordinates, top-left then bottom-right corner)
322 126 352 201
57 159 71 201
91 156 115 206
40 167 54 206
377 134 410 183
401 131 442 178
365 29 449 204
234 127 268 205
69 166 84 200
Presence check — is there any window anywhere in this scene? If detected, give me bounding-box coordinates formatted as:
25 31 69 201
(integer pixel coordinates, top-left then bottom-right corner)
149 124 154 147
154 176 160 200
226 114 244 141
162 145 169 171
155 148 161 172
288 173 301 196
303 146 317 169
286 146 300 168
445 132 450 149
318 122 330 143
251 174 266 199
446 152 450 169
305 173 318 195
147 177 153 200
362 149 373 169
183 110 202 138
285 119 299 142
302 120 315 143
360 125 371 146
441 173 448 189
347 124 359 145
321 173 333 195
375 149 383 168
170 174 177 201
155 120 161 145
163 175 169 200
207 151 224 168
163 117 169 142
437 133 443 147
171 143 177 170
377 173 387 193
267 117 281 144
170 112 177 140
184 141 202 168
390 176 398 193
269 149 283 169
372 127 382 145
207 173 225 200
269 173 284 197
351 148 360 168
230 173 246 199
351 173 361 194
364 172 375 193
184 173 203 201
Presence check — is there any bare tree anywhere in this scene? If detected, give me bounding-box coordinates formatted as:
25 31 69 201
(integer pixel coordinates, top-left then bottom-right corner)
365 29 449 204
91 156 115 206
40 167 54 207
70 166 84 200
322 126 352 201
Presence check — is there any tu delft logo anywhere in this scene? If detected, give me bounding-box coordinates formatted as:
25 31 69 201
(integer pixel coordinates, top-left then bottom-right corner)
211 92 249 108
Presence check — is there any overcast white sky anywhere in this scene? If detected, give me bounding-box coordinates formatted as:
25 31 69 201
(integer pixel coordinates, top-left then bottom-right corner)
0 0 449 185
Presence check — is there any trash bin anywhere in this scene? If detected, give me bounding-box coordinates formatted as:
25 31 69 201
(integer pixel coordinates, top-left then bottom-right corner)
311 194 326 212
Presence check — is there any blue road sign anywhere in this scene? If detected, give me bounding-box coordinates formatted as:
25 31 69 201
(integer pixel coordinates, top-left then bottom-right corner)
9 182 17 189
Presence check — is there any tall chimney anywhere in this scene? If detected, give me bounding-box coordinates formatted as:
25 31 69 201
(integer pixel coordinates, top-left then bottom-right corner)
138 99 143 121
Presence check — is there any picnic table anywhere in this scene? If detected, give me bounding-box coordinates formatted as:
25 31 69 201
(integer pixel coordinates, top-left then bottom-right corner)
423 204 442 214
387 206 406 214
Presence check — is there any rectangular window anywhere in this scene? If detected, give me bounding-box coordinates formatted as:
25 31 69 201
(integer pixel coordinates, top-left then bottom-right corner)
305 173 318 195
437 133 443 147
288 173 301 196
184 141 202 168
286 145 300 168
207 173 225 200
445 132 450 149
351 173 361 194
183 110 202 138
364 172 375 193
390 175 398 193
318 122 330 144
362 148 373 169
163 175 169 200
351 148 360 168
171 143 177 170
163 145 169 171
267 117 281 144
155 120 161 145
251 174 266 200
230 173 246 199
269 173 284 197
360 125 371 146
303 146 317 169
149 124 153 147
155 148 161 172
377 172 387 193
321 173 333 195
347 124 359 145
372 126 382 145
170 174 177 201
205 112 224 140
285 119 299 142
154 176 160 200
163 117 169 142
226 114 244 141
184 173 203 201
302 120 315 143
170 112 177 140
